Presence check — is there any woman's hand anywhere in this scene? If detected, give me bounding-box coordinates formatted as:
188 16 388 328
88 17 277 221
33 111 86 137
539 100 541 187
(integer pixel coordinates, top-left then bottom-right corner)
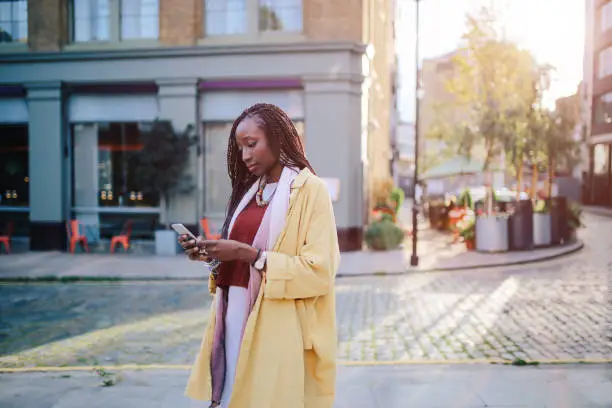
178 235 211 262
200 239 259 263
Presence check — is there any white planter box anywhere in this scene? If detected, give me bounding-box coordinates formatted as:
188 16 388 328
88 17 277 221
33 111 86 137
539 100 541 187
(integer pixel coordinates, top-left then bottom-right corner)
155 229 178 256
475 215 509 252
533 213 551 246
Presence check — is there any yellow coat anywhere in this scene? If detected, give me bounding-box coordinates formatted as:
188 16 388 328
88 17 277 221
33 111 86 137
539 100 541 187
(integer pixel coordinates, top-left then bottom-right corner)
185 168 341 408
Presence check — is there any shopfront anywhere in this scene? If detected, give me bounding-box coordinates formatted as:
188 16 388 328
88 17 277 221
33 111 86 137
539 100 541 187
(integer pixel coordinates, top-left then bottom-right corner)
69 92 163 243
0 93 29 238
199 85 305 226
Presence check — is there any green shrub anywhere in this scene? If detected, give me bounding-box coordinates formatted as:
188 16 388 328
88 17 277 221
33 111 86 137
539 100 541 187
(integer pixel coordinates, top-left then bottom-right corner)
389 187 405 214
365 219 404 251
457 188 473 209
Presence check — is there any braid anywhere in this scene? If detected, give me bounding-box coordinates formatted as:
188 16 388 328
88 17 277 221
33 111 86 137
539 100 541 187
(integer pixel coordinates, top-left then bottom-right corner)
220 103 315 238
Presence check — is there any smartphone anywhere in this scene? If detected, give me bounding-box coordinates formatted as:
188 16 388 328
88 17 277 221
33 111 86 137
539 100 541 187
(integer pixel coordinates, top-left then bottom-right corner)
171 223 196 239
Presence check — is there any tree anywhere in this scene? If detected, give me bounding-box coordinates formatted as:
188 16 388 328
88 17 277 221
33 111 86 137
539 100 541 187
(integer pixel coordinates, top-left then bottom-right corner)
445 7 538 171
129 121 197 229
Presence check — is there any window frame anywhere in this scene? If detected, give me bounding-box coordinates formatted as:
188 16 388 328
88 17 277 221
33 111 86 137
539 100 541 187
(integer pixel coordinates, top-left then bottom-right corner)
0 0 28 45
201 0 303 41
69 0 160 44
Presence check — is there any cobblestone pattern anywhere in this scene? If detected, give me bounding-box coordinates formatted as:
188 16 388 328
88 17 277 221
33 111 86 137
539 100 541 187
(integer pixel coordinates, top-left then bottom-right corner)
0 214 610 367
335 259 612 362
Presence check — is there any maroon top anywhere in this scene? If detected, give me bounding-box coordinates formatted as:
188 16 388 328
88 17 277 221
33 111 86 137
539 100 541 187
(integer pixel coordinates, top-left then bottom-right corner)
216 198 267 289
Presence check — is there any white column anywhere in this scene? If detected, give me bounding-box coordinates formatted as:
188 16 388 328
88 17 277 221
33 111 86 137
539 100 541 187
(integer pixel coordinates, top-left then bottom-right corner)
26 81 66 250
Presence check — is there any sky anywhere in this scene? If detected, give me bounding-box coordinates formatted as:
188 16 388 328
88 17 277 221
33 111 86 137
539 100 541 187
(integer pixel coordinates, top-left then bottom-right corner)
395 0 586 122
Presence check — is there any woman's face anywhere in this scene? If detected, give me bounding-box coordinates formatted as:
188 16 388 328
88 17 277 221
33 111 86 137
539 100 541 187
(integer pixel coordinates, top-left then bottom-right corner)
235 116 278 177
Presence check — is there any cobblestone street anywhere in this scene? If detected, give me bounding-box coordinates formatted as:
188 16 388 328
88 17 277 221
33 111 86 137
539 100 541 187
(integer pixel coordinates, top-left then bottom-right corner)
1 213 611 368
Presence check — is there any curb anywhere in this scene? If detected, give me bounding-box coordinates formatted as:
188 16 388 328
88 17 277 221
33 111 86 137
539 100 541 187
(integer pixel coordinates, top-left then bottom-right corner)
583 207 612 218
1 358 611 373
0 241 584 284
336 240 585 278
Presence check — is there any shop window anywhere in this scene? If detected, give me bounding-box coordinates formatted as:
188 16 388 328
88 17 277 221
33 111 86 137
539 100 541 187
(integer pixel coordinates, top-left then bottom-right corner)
203 119 304 220
0 124 29 236
71 122 161 240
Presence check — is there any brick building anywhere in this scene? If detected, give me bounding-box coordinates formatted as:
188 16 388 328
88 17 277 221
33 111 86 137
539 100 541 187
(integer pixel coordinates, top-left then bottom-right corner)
584 0 612 207
0 0 397 252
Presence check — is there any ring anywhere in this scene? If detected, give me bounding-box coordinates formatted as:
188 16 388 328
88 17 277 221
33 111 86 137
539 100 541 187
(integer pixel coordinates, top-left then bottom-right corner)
199 247 208 255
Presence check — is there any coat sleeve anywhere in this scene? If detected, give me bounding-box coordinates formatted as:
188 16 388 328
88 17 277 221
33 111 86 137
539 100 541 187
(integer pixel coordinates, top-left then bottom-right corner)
263 182 340 300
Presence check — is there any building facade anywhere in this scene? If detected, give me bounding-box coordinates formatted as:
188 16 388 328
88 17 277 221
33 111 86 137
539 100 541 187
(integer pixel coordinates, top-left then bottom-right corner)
585 0 612 207
0 0 396 252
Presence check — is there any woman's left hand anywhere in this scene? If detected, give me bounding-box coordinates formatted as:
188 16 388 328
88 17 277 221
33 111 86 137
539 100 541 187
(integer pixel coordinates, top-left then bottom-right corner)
200 239 256 263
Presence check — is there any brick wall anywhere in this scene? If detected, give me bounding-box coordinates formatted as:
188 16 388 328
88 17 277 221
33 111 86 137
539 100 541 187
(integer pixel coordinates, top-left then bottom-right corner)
159 0 201 46
303 0 363 41
28 0 67 51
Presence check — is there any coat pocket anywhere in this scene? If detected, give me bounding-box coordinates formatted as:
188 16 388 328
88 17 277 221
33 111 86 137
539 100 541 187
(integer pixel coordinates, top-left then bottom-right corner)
296 299 313 350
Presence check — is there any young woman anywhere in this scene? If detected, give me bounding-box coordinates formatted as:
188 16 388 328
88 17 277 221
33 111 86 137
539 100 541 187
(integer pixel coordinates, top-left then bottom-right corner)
179 103 340 408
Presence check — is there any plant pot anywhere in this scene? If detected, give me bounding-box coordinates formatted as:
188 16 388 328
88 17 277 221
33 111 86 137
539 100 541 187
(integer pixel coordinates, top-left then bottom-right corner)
475 215 509 252
508 200 534 250
533 213 552 247
549 196 569 244
465 238 475 250
155 229 179 256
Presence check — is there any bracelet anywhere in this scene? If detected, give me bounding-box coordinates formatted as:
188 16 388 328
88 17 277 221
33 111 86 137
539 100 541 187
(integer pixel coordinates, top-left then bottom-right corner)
251 248 262 267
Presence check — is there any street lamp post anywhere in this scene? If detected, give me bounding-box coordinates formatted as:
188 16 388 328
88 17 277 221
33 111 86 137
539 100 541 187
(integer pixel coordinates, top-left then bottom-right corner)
410 0 422 267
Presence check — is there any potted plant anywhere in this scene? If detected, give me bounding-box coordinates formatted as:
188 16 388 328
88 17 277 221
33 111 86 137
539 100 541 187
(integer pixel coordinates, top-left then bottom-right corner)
566 201 584 241
371 178 397 222
532 199 552 247
474 187 510 253
130 121 196 255
457 217 476 250
364 219 405 251
457 188 473 210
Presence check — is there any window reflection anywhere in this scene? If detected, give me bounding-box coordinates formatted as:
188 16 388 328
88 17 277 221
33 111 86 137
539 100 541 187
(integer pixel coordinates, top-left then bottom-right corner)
0 0 27 43
205 0 247 36
72 0 111 42
0 125 29 207
203 119 304 222
259 0 302 32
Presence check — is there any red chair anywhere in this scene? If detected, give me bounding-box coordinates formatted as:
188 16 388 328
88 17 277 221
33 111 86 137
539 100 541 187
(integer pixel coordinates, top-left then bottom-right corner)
110 220 133 253
67 220 89 254
200 218 221 240
0 221 14 254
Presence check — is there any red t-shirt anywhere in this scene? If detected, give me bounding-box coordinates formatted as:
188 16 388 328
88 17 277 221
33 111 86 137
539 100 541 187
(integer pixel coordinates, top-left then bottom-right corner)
216 198 267 288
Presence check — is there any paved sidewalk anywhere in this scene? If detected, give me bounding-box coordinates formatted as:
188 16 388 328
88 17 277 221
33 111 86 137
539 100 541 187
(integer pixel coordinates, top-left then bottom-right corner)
0 239 582 281
583 205 612 218
0 222 584 280
1 364 611 408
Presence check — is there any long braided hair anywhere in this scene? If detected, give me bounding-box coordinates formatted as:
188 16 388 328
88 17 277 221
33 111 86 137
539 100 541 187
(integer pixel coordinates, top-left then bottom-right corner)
220 103 315 238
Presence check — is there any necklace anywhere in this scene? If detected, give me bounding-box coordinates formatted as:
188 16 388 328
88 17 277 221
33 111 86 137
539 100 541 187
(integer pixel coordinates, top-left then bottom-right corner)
255 177 277 207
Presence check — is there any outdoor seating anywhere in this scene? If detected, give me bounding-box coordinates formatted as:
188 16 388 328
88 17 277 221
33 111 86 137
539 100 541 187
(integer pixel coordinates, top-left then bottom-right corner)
0 221 13 254
110 220 133 253
67 220 89 254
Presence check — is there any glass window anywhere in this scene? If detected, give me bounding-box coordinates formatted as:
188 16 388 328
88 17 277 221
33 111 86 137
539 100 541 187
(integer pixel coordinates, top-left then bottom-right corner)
259 0 302 32
593 144 610 175
121 0 159 40
0 125 29 237
72 122 161 241
599 46 612 78
72 0 111 42
0 0 27 43
602 1 612 32
203 119 304 219
205 0 247 36
595 92 612 124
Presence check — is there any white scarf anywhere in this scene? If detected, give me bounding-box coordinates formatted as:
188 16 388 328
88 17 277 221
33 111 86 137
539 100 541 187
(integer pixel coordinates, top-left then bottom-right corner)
227 166 299 251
